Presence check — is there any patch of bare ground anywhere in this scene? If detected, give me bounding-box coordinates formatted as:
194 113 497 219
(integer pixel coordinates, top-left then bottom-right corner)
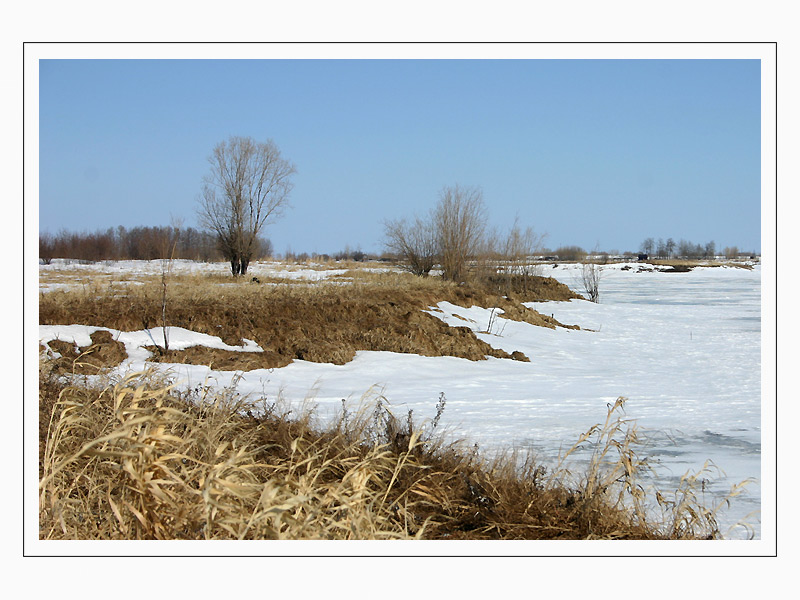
41 330 128 375
39 269 581 371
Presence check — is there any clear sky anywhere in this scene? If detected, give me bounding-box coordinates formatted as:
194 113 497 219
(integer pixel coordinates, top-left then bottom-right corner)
38 58 762 255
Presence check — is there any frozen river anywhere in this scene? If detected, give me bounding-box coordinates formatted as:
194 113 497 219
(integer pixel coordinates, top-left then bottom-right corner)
39 260 765 540
528 262 762 539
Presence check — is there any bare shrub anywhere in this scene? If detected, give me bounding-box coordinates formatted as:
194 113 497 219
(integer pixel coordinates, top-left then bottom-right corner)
555 245 586 262
581 261 602 303
385 187 547 291
433 184 487 282
496 218 546 292
724 246 739 260
383 216 438 276
155 218 181 352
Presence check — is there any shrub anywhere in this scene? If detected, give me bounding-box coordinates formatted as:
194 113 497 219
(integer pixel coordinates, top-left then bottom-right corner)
554 245 586 262
581 261 602 303
383 216 439 276
433 184 487 282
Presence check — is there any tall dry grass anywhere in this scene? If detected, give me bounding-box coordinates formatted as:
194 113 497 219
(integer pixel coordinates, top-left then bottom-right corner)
548 397 754 539
39 363 742 540
40 368 427 539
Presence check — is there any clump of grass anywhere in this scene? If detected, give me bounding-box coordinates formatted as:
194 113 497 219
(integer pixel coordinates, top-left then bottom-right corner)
40 368 428 539
39 364 744 540
40 329 128 375
550 397 757 540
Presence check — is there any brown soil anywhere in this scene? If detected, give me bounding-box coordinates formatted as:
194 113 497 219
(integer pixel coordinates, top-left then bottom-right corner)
42 330 128 375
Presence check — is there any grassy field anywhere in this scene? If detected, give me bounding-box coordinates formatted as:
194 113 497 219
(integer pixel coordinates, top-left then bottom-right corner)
39 267 581 369
38 260 730 540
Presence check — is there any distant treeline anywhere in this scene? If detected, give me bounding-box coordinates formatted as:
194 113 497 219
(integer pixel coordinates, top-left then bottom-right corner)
37 226 377 265
38 226 755 265
38 226 273 264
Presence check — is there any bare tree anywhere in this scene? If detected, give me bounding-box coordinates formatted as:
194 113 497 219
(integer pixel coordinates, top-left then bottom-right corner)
656 238 666 259
383 215 438 276
39 232 55 264
433 184 487 282
198 136 295 276
257 237 274 259
665 238 675 259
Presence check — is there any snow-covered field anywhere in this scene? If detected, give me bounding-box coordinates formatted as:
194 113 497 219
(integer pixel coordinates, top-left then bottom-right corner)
38 260 764 540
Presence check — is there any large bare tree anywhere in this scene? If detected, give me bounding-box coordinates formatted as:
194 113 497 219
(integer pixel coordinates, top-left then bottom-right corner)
199 136 295 275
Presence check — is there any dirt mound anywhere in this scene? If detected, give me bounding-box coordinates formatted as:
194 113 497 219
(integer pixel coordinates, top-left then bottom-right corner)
657 265 693 273
147 345 292 371
43 330 127 374
480 273 584 302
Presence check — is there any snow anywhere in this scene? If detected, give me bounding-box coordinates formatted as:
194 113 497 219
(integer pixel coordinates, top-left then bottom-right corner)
38 260 764 539
38 258 377 281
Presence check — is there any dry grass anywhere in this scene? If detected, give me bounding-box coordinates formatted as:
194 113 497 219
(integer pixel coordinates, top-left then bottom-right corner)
39 373 426 540
39 363 738 541
39 268 581 370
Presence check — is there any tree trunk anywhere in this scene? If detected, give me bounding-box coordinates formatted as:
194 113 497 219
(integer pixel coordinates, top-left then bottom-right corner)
229 256 250 276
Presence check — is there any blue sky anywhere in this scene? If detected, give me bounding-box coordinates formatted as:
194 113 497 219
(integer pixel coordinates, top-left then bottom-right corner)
38 58 762 255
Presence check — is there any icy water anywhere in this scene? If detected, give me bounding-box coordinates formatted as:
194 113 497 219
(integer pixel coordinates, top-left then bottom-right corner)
528 263 762 539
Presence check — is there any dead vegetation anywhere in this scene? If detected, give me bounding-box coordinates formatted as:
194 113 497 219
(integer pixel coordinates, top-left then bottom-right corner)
645 259 755 271
39 366 733 540
39 269 581 371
